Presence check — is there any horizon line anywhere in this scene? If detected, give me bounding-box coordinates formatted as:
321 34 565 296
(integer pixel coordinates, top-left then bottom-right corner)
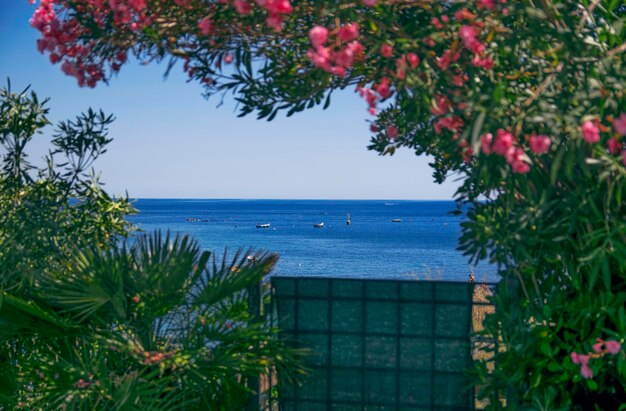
125 197 458 201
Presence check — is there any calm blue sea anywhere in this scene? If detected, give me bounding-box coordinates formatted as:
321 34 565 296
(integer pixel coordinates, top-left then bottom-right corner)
128 199 498 282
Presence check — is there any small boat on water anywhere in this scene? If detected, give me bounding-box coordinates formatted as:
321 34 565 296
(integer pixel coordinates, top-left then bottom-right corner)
346 212 351 225
256 223 271 228
391 218 402 223
313 222 324 228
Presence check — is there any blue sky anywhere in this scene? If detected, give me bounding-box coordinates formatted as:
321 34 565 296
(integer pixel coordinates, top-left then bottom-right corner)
0 0 458 199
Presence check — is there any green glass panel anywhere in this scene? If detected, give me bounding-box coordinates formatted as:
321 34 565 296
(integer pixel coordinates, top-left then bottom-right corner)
366 281 398 300
300 278 330 297
332 300 363 332
366 301 398 334
433 374 469 407
299 368 328 400
300 333 329 366
277 298 295 331
298 401 325 411
364 370 396 405
280 400 297 411
299 299 329 332
365 336 397 368
400 303 433 336
434 339 469 372
435 283 472 303
332 279 363 298
435 304 469 337
399 337 432 370
331 335 362 367
398 371 432 406
273 278 295 297
332 404 363 411
331 369 362 401
400 282 434 302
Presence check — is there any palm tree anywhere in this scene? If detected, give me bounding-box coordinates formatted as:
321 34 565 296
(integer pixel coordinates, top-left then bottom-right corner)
1 232 304 410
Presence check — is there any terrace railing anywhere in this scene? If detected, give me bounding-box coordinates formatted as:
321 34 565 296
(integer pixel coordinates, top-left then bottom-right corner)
266 276 491 411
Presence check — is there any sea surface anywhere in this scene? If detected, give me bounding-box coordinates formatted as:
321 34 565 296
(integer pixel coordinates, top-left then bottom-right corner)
128 199 498 282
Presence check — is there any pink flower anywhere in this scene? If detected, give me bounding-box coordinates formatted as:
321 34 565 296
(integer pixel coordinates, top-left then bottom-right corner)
234 0 252 14
492 129 513 155
455 8 476 21
581 120 600 143
357 86 378 109
571 352 592 378
431 17 443 30
407 53 419 68
436 49 460 70
592 339 604 354
361 0 377 6
459 25 485 54
223 54 233 64
572 352 590 365
433 116 464 134
607 138 620 154
266 15 284 31
374 77 393 99
386 125 398 140
132 295 140 303
198 17 212 35
605 340 621 355
430 95 450 116
472 55 493 70
478 0 497 11
346 41 364 56
506 147 530 174
334 46 355 68
422 37 436 48
481 133 493 154
306 47 332 71
265 0 292 14
529 134 551 154
338 23 359 42
380 43 393 58
580 364 594 379
309 26 328 49
330 66 346 77
613 113 626 136
452 74 468 87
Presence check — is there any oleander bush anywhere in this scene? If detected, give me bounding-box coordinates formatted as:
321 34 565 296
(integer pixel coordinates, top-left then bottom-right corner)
26 0 626 408
0 83 303 410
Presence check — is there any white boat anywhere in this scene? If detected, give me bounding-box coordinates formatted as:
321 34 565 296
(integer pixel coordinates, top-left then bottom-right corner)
391 218 402 223
256 223 271 228
313 222 324 228
346 213 351 225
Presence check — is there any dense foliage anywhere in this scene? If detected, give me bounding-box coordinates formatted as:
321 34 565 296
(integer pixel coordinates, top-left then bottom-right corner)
28 0 626 408
0 84 303 410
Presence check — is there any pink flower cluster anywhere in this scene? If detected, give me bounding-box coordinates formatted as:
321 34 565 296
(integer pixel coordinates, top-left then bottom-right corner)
30 0 148 87
581 114 626 166
570 338 621 380
481 129 531 173
570 352 593 379
394 52 419 80
457 21 493 70
306 24 364 77
225 0 292 31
